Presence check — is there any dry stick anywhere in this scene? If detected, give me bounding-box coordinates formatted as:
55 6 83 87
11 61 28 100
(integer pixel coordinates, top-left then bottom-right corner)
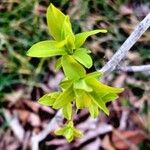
31 110 62 150
118 64 150 72
30 13 150 150
100 12 150 75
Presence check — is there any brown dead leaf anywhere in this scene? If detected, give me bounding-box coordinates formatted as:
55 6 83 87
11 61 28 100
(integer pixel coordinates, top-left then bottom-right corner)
112 130 148 150
15 109 30 125
127 52 142 65
102 135 115 150
5 89 24 104
14 109 41 127
113 74 127 87
130 111 147 130
23 99 54 114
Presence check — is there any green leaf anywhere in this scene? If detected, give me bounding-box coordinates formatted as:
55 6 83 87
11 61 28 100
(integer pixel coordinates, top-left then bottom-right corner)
62 16 73 37
62 103 72 120
75 29 107 48
85 78 124 97
88 101 99 118
46 4 66 41
38 92 60 106
74 79 92 92
76 48 91 54
27 40 66 57
56 38 68 48
73 128 83 138
53 85 74 109
102 93 118 103
65 35 75 53
64 128 74 142
55 57 62 70
85 71 102 79
62 16 75 50
73 49 93 68
55 126 74 142
55 121 83 142
59 79 73 90
55 127 66 135
75 90 91 109
89 92 109 115
61 55 86 80
47 4 74 42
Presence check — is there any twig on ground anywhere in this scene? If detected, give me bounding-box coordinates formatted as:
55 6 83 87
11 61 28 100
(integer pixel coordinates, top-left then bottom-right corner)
30 110 63 150
75 124 113 147
3 109 25 142
119 110 129 130
100 12 150 75
22 131 31 150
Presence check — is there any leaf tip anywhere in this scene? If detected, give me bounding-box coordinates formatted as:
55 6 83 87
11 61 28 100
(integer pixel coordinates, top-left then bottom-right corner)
99 29 107 33
26 50 31 57
119 88 124 93
106 110 110 116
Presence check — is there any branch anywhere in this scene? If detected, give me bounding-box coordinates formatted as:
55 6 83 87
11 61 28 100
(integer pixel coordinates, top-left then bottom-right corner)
100 12 150 75
31 110 63 150
118 65 150 72
30 12 150 150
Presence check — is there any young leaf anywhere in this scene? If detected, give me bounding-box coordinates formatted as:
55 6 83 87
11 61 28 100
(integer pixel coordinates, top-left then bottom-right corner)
46 4 66 41
73 127 83 139
85 78 124 97
61 55 86 80
89 92 109 115
53 85 74 109
102 93 118 103
62 16 75 50
55 57 62 70
76 48 91 54
73 49 93 68
65 35 75 53
88 101 99 118
38 92 60 106
63 128 74 142
55 121 83 142
62 103 72 120
27 40 66 57
59 79 73 90
75 90 91 109
75 29 107 48
85 71 102 79
55 125 74 142
74 79 93 92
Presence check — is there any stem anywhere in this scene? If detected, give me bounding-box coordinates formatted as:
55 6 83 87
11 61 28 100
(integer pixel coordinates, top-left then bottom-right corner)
118 65 150 72
100 12 150 75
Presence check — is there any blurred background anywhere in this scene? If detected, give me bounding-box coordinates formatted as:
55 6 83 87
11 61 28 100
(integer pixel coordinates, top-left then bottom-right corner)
0 0 150 149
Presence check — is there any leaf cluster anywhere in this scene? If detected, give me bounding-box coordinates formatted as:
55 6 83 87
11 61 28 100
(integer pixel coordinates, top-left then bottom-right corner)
27 3 123 142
